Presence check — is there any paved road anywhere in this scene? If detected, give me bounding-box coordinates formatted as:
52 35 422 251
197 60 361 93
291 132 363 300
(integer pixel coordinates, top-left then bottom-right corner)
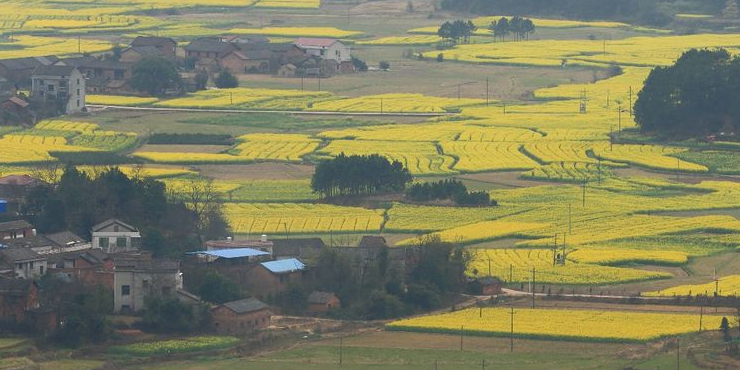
501 288 671 300
87 104 450 117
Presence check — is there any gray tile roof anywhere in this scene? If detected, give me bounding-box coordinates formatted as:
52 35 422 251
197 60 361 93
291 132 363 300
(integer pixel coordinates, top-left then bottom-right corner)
4 235 54 249
185 39 236 54
32 65 77 77
126 46 162 57
0 56 58 71
0 278 33 295
132 36 176 47
45 231 86 246
0 220 32 232
0 247 44 262
222 297 268 314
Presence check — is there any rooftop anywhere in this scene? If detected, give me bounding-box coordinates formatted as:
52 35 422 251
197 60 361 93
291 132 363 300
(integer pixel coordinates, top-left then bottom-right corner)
0 56 58 71
32 65 77 77
45 231 87 247
260 258 306 274
220 297 269 314
185 39 237 54
132 36 176 46
294 37 339 48
189 248 270 259
125 46 162 57
0 247 44 262
0 220 33 232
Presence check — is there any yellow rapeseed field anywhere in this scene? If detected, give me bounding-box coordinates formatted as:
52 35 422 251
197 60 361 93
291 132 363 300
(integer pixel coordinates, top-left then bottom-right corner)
387 307 720 342
644 275 740 297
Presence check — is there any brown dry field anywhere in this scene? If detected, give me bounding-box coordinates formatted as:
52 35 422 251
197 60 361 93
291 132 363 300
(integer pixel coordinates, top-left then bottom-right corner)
197 162 316 180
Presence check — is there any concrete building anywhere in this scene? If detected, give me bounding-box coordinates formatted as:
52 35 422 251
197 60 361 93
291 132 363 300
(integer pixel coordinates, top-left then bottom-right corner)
113 258 182 312
91 219 141 253
30 65 86 114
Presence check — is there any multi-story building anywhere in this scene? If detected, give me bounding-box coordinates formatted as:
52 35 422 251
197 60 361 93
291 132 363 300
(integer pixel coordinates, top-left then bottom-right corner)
30 65 86 114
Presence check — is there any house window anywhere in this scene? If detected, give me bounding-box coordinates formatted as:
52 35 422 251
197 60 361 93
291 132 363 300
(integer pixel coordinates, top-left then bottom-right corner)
47 85 55 92
29 262 34 268
116 237 127 248
60 81 67 87
142 280 150 290
77 78 80 85
99 237 109 248
162 286 171 296
39 266 44 275
76 89 80 96
77 100 80 107
121 285 131 296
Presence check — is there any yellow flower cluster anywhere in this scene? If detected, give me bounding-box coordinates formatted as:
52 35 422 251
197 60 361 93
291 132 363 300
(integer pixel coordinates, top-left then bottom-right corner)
397 220 547 246
224 203 384 234
227 27 361 38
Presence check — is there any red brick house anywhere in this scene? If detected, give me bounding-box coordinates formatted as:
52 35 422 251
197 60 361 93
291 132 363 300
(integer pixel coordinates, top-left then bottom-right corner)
245 258 306 298
0 279 39 324
211 297 271 335
307 291 339 316
0 220 35 241
0 97 32 126
48 249 114 289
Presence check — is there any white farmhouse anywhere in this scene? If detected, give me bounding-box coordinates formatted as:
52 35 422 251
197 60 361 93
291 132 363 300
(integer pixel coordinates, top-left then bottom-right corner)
294 38 351 63
91 219 141 253
30 65 86 113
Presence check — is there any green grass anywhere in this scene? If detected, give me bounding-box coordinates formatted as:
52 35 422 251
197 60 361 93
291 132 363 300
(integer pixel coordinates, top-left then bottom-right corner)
672 150 740 174
226 180 318 203
38 360 105 370
108 336 239 357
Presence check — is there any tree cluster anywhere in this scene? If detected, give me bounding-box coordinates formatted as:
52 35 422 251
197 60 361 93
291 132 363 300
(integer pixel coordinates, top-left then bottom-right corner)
40 278 113 347
488 17 535 42
271 237 471 319
22 166 228 256
406 179 496 207
131 56 182 96
311 154 412 198
634 49 740 137
138 298 212 334
215 70 238 89
437 20 477 44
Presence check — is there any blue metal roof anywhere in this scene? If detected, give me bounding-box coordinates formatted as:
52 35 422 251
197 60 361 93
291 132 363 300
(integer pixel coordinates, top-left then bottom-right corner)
189 248 270 259
261 258 306 274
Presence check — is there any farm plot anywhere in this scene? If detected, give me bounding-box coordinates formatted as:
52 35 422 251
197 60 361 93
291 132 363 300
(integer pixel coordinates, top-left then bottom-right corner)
644 275 740 297
224 203 384 234
396 220 548 246
0 135 99 164
592 144 707 173
233 134 320 162
568 248 688 266
86 95 159 106
308 94 484 114
442 142 539 172
387 307 719 342
227 27 361 38
385 203 530 233
254 0 321 8
522 162 614 183
468 249 669 285
319 140 456 175
154 88 330 109
0 35 113 59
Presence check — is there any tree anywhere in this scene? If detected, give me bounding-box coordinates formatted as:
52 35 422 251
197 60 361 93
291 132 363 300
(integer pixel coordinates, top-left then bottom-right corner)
194 272 242 304
721 316 733 342
436 53 444 62
194 69 209 91
214 70 238 88
634 48 737 137
493 17 511 42
175 178 228 243
379 61 390 71
105 45 123 62
311 154 412 198
131 57 181 96
351 56 368 72
140 298 211 334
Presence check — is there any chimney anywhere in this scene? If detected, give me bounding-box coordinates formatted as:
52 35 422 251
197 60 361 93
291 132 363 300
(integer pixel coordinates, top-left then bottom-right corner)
261 234 268 243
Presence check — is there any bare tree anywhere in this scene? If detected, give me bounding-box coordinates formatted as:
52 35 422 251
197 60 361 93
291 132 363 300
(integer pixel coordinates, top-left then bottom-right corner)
30 161 63 185
178 178 222 242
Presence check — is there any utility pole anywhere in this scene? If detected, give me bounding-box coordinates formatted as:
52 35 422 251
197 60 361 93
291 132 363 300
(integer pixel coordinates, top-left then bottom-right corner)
676 337 680 370
618 102 622 132
677 159 680 181
230 92 233 105
597 159 602 184
699 306 704 332
509 264 513 283
606 89 610 108
339 336 343 365
460 326 464 351
510 307 514 352
568 203 572 234
78 35 81 54
486 77 489 106
380 98 384 115
318 74 321 91
610 126 614 151
629 86 633 117
582 180 586 207
503 102 506 114
531 267 536 308
553 233 558 266
301 75 304 91
488 257 491 276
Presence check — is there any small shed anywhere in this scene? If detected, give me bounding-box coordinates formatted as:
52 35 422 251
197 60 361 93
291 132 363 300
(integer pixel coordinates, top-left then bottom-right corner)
470 277 504 296
277 63 297 77
307 291 339 315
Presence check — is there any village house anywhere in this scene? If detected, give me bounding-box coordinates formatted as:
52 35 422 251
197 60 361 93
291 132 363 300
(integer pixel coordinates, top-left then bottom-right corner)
244 258 306 298
91 219 141 253
0 97 32 126
219 50 271 74
30 65 86 114
113 257 183 312
307 291 340 316
205 237 274 255
0 56 59 87
55 57 132 94
0 220 35 241
131 36 177 60
0 278 38 324
48 249 114 288
0 247 47 279
3 230 90 256
184 38 239 70
211 297 271 335
470 277 504 296
294 38 351 63
119 46 163 64
277 63 297 77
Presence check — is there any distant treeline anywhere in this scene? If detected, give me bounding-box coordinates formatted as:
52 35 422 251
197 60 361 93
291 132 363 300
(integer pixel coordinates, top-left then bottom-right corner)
311 154 412 197
148 133 235 145
441 0 727 25
406 179 495 207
